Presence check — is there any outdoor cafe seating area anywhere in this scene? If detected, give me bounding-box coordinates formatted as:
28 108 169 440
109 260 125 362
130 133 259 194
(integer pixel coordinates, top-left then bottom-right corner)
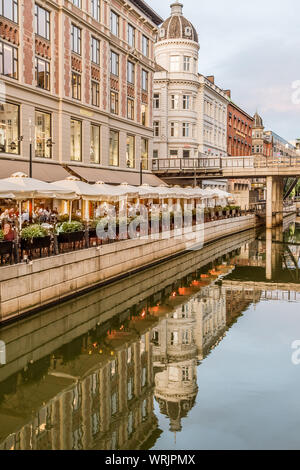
0 172 237 265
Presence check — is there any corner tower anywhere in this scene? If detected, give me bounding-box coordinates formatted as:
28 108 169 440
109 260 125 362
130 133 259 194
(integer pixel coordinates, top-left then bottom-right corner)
153 2 200 161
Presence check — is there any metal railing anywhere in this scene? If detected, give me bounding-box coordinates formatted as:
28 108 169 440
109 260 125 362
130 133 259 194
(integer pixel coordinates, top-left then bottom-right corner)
152 156 300 172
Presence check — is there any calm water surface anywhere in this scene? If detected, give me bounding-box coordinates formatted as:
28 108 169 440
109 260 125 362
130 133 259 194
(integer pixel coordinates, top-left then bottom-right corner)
0 219 300 450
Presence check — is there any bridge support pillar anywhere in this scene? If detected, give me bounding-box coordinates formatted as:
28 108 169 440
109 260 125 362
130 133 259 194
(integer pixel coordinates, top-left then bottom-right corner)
266 176 284 228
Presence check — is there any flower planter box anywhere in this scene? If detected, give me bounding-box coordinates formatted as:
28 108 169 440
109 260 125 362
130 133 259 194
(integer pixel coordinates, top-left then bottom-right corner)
89 228 97 239
21 236 51 251
57 231 85 244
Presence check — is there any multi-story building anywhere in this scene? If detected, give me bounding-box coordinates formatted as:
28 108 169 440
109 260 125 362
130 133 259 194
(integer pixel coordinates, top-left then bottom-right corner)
265 131 298 159
0 0 163 185
152 2 227 161
251 113 273 158
198 75 228 158
225 91 253 157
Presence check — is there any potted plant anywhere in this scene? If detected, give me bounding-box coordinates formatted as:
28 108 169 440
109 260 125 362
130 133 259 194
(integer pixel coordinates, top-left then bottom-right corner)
56 221 85 244
20 224 51 254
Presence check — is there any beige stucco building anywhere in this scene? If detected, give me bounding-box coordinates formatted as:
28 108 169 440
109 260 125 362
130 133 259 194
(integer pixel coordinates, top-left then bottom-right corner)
152 2 228 162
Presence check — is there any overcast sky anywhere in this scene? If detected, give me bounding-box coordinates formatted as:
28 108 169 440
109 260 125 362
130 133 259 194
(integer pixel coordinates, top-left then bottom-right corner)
149 0 300 141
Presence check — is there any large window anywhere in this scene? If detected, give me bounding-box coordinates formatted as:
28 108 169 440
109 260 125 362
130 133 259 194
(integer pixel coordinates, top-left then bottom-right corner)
153 93 160 109
142 70 148 91
183 95 190 110
127 61 135 84
141 104 148 127
0 0 18 23
142 35 149 57
0 41 18 79
35 111 51 159
153 121 159 137
0 102 19 154
171 94 179 110
183 56 190 71
127 24 135 48
70 119 82 161
91 81 99 106
35 4 50 40
127 98 134 120
141 138 148 170
72 72 81 100
126 135 135 168
91 0 100 21
91 37 100 65
35 57 50 90
110 91 119 115
109 130 119 166
182 123 190 137
90 124 100 163
110 11 119 37
170 56 180 72
71 25 81 55
110 51 119 76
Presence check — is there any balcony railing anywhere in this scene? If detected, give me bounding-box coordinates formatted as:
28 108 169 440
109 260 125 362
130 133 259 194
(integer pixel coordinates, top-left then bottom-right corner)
152 156 300 172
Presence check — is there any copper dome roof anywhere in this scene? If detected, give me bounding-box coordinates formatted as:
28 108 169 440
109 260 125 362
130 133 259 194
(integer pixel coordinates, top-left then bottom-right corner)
158 2 199 43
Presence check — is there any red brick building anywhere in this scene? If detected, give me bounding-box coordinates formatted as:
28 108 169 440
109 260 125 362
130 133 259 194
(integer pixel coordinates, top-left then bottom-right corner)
225 91 253 157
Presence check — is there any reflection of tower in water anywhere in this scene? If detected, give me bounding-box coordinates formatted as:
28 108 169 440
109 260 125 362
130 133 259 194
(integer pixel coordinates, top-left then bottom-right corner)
152 284 227 433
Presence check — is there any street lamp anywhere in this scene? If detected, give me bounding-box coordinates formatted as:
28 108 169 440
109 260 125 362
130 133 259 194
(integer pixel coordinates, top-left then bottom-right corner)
140 159 143 186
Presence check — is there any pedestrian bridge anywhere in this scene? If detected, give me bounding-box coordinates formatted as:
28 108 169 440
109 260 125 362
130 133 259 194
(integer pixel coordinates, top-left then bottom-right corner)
153 156 300 228
152 156 300 179
222 280 300 302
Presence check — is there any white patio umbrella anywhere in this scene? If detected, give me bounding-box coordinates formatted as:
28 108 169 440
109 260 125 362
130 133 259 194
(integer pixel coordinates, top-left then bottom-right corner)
3 173 76 199
54 176 105 221
1 173 76 229
53 176 101 200
94 181 139 199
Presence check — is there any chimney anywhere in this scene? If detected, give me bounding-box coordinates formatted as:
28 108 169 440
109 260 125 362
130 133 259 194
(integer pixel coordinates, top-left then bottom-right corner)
207 75 215 84
224 90 231 98
170 2 183 15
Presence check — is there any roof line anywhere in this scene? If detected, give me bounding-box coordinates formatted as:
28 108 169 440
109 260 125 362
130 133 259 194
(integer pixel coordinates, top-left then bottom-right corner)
128 0 163 26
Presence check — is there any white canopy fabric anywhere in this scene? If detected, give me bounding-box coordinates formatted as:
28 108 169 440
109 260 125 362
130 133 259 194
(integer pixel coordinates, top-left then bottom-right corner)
94 181 139 199
0 179 34 199
3 173 76 199
53 177 101 200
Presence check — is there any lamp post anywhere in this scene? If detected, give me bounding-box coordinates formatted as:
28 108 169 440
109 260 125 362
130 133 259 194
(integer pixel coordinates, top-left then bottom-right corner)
140 160 143 186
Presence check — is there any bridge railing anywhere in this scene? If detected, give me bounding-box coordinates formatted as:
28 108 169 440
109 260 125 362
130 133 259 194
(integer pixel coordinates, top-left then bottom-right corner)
152 156 300 172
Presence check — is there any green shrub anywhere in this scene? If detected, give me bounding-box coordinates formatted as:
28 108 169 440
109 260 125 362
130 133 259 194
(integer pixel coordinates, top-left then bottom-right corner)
0 229 4 241
21 224 49 240
58 214 83 223
56 221 84 234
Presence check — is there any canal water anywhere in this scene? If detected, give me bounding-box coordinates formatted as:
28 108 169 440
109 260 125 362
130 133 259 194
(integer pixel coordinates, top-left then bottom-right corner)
0 217 299 450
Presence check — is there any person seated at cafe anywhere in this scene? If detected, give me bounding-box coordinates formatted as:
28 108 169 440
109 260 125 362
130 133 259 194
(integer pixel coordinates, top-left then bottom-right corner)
3 222 16 242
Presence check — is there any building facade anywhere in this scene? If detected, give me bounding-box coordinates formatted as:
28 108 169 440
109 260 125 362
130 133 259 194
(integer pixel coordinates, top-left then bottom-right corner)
226 91 253 157
0 0 163 184
152 2 227 162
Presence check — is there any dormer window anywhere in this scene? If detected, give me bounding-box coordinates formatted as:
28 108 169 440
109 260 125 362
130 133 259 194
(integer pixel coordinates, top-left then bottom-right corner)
160 28 165 38
185 26 192 37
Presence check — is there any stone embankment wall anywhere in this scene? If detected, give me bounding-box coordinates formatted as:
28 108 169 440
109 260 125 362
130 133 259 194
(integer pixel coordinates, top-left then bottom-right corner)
0 215 256 322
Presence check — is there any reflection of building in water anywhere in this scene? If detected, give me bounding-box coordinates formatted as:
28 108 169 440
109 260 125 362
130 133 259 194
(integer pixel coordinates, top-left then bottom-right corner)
193 285 227 361
0 316 160 451
151 281 227 432
225 286 261 326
